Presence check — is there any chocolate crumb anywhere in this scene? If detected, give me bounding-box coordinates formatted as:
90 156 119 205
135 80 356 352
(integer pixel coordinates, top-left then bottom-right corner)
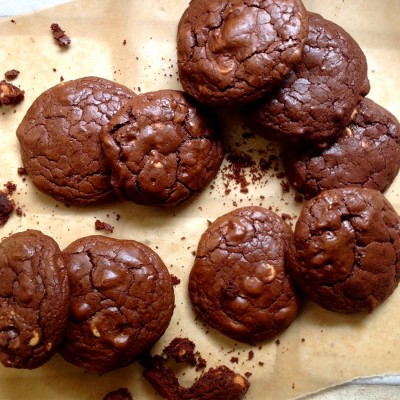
171 275 181 286
163 337 197 366
122 40 127 45
4 181 16 195
4 69 20 80
245 372 252 378
281 213 292 221
50 23 71 47
230 357 239 364
16 207 24 217
275 339 280 345
0 80 24 106
0 190 14 226
248 351 254 361
95 219 114 233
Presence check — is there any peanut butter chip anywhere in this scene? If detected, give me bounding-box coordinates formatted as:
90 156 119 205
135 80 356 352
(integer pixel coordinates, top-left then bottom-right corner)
92 327 101 337
29 331 41 347
233 374 247 388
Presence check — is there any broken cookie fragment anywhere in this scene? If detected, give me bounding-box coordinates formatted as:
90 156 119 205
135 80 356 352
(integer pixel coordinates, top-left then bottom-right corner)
0 190 14 226
50 23 71 47
0 80 24 106
4 69 20 80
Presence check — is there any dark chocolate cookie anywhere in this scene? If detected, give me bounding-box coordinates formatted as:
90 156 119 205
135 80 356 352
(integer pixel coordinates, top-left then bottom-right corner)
243 12 370 146
16 76 135 205
177 0 309 106
292 187 400 313
0 230 69 369
189 206 300 343
60 235 174 373
101 89 224 207
283 98 400 198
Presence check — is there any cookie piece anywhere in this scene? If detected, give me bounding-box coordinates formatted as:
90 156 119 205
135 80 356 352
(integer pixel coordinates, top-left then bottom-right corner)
177 0 309 106
283 98 400 198
101 89 224 207
0 190 14 226
189 206 300 343
16 76 135 205
60 235 174 373
292 187 400 313
0 80 24 106
0 230 69 369
243 12 370 146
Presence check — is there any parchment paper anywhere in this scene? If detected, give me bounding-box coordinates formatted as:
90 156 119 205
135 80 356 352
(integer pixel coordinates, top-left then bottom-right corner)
0 1 400 399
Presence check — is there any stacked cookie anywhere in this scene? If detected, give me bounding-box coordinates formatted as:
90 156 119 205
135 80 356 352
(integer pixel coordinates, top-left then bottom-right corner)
16 78 224 208
0 230 174 372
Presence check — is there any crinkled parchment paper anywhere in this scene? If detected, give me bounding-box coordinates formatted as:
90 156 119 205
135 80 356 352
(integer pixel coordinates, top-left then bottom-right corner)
0 1 400 399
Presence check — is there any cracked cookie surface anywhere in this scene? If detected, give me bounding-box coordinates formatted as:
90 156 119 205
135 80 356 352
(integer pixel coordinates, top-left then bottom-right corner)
292 187 400 313
60 235 174 373
243 12 370 146
101 89 224 207
177 0 309 106
16 76 135 205
188 206 300 343
0 230 69 369
283 98 400 198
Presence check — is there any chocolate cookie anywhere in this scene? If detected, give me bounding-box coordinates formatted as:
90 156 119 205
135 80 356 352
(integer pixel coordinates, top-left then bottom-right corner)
16 76 135 205
0 230 69 369
243 12 370 146
283 98 400 198
189 206 300 343
101 89 224 207
60 235 174 373
177 0 309 106
292 187 400 313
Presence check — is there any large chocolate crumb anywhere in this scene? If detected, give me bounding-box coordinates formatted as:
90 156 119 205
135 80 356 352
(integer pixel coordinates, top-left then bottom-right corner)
51 23 71 47
95 219 114 233
4 69 20 80
0 80 24 106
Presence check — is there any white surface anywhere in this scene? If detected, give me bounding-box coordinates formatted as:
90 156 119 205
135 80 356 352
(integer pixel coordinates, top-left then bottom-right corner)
1 0 400 399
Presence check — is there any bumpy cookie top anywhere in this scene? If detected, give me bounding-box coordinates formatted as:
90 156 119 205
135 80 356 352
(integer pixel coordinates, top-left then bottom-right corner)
101 89 224 207
60 235 174 373
177 0 309 105
283 98 400 197
244 12 370 146
16 76 135 205
0 230 69 369
189 206 299 342
293 188 400 313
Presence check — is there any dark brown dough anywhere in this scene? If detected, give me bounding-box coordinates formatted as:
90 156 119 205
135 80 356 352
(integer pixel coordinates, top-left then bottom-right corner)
16 76 135 205
283 98 400 198
0 230 69 369
292 187 400 313
102 388 133 400
60 235 174 373
243 12 370 146
177 0 309 106
189 206 300 343
101 89 224 207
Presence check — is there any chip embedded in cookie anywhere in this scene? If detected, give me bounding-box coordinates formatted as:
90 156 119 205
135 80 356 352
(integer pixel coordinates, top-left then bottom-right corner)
177 0 309 106
60 235 175 373
101 89 224 207
243 12 370 146
189 206 300 343
0 230 69 369
292 187 400 313
283 98 400 198
16 76 135 205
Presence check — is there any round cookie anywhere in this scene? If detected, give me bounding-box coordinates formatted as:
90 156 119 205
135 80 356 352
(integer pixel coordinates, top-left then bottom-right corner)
16 76 135 205
177 0 309 106
292 187 400 313
0 230 69 369
60 235 174 373
283 98 400 198
188 206 300 343
243 12 370 146
101 89 224 207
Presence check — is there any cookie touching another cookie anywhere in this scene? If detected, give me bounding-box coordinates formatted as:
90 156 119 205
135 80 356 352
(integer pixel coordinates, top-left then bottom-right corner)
189 206 300 343
291 187 400 313
177 0 309 106
16 76 135 205
101 89 224 207
283 98 400 198
60 235 175 373
243 12 370 146
0 230 69 369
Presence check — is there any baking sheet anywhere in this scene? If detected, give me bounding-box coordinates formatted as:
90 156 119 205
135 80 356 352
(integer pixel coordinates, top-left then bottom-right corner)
1 0 400 399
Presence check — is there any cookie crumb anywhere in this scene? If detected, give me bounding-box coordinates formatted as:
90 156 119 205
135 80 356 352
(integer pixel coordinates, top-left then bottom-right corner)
95 220 114 233
0 80 24 106
171 275 181 286
50 23 71 47
4 69 20 80
0 190 14 226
